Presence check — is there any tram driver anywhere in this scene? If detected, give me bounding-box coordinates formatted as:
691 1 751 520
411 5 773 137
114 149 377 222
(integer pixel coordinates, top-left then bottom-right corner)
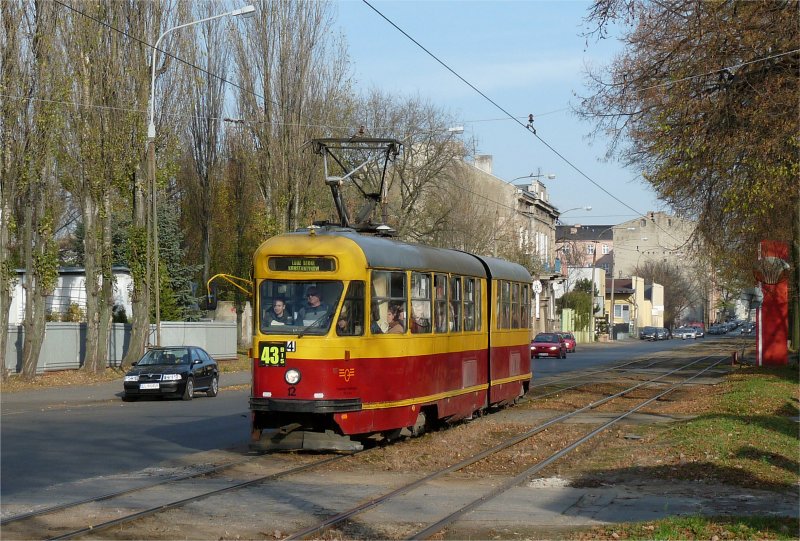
298 287 331 326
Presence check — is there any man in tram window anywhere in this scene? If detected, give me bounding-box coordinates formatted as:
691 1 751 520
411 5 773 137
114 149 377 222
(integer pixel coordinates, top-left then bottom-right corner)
266 297 294 326
386 303 405 334
370 302 383 334
298 286 331 326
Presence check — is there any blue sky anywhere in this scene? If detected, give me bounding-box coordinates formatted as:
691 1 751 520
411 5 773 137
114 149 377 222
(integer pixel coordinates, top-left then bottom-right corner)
333 0 666 226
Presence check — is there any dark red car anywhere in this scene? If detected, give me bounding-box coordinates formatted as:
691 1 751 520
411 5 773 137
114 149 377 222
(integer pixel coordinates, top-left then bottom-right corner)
557 331 576 353
530 332 567 359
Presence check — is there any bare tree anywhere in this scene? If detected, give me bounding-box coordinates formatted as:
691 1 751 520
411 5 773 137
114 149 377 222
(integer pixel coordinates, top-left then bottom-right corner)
232 0 352 232
183 0 230 290
633 259 694 328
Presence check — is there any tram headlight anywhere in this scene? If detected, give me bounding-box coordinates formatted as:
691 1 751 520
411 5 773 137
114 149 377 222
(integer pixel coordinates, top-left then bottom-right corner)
284 369 301 385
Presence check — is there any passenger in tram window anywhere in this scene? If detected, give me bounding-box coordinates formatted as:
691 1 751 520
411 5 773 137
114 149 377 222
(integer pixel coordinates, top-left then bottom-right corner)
386 303 405 334
336 310 351 336
370 302 383 334
434 303 448 333
266 297 294 326
298 287 331 326
410 300 431 334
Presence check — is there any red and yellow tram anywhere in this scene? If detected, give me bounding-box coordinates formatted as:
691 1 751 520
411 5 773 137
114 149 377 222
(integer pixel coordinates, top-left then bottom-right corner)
248 227 532 451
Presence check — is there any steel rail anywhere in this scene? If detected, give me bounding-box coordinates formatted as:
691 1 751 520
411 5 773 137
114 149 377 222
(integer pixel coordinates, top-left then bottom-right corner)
284 354 721 540
45 453 353 541
1 457 254 526
409 356 728 539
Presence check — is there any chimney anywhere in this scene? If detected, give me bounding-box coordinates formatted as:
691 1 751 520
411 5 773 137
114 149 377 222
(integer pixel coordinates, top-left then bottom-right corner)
474 155 492 174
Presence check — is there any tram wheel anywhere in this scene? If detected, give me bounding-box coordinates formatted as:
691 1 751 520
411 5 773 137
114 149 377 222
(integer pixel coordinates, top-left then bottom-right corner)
381 428 403 442
409 411 427 437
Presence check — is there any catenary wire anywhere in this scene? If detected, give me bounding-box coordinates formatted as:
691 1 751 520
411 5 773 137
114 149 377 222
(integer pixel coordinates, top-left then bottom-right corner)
360 0 707 246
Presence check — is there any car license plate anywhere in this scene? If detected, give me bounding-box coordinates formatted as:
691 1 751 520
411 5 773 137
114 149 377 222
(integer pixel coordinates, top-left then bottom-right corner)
139 383 159 390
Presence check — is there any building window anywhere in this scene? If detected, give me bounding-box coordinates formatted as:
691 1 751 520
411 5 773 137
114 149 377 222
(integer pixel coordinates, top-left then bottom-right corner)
587 244 595 255
601 244 610 255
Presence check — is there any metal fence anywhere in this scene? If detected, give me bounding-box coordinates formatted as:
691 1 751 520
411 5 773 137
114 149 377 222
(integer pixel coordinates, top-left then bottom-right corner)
3 321 237 374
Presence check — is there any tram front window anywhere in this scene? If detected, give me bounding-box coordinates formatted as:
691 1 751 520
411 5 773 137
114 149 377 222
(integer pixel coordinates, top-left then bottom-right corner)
259 280 344 335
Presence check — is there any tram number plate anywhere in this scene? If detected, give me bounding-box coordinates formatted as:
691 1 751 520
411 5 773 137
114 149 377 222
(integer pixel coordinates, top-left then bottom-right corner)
259 342 287 367
139 383 159 390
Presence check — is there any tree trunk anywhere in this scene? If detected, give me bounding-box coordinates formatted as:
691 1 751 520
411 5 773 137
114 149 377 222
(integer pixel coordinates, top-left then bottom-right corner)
122 164 150 368
81 192 101 372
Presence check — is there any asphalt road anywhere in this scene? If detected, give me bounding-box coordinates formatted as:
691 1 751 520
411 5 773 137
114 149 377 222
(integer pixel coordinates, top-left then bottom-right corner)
1 336 733 510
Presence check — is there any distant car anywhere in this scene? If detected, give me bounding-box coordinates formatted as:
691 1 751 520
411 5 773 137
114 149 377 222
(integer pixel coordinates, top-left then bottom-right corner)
557 331 577 353
531 333 567 359
708 325 725 335
123 346 219 401
674 327 697 340
691 325 705 338
655 327 670 340
639 326 658 340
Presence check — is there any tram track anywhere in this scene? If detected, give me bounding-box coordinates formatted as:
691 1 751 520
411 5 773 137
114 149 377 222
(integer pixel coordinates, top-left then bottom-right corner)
4 349 735 540
2 453 354 540
277 354 729 540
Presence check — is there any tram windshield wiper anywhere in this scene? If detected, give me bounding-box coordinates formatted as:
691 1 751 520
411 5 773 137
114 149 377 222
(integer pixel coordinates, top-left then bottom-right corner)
296 313 331 338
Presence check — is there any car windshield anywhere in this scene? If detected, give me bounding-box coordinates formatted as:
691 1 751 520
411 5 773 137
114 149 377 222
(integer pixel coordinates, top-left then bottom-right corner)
138 348 191 366
259 280 344 336
534 334 556 343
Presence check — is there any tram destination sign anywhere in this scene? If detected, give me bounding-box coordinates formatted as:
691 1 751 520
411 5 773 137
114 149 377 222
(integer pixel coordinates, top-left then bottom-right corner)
269 257 336 272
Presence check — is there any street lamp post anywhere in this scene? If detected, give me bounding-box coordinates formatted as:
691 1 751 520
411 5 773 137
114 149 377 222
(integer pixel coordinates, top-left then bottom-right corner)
146 5 255 346
511 170 556 183
557 205 592 224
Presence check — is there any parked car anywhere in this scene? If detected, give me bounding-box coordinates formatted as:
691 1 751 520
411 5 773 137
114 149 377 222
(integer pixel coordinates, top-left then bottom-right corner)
557 331 577 353
655 327 670 340
531 333 567 359
123 346 219 401
639 326 659 340
673 327 698 340
739 323 755 335
691 325 705 338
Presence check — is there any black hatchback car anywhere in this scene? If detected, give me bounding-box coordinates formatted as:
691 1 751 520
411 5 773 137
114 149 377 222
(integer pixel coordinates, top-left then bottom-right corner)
122 346 219 401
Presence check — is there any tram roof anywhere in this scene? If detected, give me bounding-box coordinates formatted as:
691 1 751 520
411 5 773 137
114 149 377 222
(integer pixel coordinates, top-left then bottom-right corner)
288 229 531 282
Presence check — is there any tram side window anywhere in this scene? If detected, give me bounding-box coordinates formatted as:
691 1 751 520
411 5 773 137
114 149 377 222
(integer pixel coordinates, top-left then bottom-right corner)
521 284 531 328
372 270 407 334
410 272 432 334
337 281 365 336
511 282 520 328
474 279 482 331
499 280 511 329
434 273 448 333
463 277 477 331
450 276 462 332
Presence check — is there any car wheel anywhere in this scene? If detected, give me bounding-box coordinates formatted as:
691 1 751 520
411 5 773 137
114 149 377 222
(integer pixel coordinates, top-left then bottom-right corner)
534 354 539 359
182 377 194 401
207 375 219 397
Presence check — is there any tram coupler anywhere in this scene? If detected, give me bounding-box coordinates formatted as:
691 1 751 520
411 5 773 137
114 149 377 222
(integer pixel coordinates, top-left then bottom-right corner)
250 426 364 452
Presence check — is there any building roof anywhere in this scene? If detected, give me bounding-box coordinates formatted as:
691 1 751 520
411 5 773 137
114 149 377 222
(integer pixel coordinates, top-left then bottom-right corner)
556 225 616 242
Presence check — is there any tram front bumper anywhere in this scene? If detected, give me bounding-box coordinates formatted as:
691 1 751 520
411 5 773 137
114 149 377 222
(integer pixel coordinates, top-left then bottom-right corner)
250 425 364 452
